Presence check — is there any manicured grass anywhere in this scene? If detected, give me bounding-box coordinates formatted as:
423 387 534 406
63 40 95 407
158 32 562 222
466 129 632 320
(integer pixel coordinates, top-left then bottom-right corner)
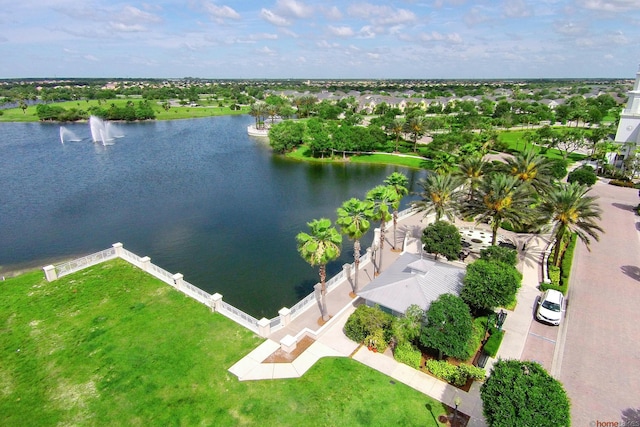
286 146 426 169
498 130 587 162
0 99 249 122
0 260 448 426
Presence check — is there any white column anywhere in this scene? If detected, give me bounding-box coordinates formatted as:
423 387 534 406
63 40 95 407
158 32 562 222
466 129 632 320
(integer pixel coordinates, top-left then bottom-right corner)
258 317 271 338
112 242 124 258
140 256 151 272
210 293 223 312
172 273 184 289
278 307 291 326
43 265 58 282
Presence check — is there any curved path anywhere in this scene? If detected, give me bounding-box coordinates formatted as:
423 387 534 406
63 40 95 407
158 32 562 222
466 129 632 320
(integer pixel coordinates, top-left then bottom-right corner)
556 181 640 425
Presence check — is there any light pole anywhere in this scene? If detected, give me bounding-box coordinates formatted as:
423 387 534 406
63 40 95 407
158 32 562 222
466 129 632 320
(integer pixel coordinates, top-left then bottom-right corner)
453 396 462 426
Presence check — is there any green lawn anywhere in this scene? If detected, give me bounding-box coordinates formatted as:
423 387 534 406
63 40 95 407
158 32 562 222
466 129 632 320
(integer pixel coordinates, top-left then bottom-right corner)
0 99 249 122
286 146 426 169
498 130 587 162
0 260 448 426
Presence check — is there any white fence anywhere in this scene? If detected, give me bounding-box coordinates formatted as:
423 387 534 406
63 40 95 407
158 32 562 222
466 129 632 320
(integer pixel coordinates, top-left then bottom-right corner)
43 207 418 338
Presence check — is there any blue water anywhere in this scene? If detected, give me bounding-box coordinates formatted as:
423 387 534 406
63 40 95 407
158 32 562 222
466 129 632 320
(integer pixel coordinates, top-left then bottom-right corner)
0 116 426 316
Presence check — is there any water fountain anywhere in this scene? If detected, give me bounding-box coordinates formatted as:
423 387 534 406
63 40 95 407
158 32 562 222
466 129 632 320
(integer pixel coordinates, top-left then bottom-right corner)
89 116 119 146
59 126 82 144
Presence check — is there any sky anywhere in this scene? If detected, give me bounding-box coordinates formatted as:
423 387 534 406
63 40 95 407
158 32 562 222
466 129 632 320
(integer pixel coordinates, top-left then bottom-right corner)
1 0 639 79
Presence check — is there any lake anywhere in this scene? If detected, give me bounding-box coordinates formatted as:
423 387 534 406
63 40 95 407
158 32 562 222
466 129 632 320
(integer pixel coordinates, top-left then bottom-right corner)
0 116 427 317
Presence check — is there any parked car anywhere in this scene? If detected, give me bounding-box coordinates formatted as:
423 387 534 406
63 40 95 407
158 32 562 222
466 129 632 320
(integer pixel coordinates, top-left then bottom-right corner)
536 289 564 326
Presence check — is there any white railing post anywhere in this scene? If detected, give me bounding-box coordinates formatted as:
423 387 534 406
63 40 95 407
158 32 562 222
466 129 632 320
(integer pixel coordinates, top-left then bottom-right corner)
172 273 184 289
258 317 271 338
342 263 351 280
140 256 151 272
402 231 411 254
278 307 291 327
112 242 124 258
210 293 223 312
373 228 380 250
43 265 58 282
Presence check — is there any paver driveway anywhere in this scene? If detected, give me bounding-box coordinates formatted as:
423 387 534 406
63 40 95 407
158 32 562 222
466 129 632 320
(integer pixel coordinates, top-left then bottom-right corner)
558 181 640 426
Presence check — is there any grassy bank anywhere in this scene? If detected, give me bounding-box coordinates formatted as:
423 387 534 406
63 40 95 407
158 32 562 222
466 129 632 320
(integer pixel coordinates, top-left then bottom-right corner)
286 146 426 169
0 260 448 426
0 99 249 122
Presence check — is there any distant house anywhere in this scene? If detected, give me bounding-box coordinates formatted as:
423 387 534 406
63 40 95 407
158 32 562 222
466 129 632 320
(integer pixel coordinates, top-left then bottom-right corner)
357 252 465 317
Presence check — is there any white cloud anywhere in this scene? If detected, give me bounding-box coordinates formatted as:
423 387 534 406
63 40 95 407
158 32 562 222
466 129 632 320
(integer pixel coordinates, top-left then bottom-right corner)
582 0 638 12
347 3 417 26
276 0 314 18
328 25 354 37
119 5 161 23
317 40 340 49
261 8 291 26
108 22 147 32
204 3 241 22
357 26 376 39
84 54 99 61
420 31 463 43
502 0 532 18
323 6 342 20
249 33 279 41
553 21 586 36
367 52 380 59
257 46 277 55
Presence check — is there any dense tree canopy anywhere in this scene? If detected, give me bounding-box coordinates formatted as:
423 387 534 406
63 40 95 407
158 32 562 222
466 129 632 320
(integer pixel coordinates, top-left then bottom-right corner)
420 294 473 360
421 221 462 261
461 259 522 311
481 360 571 427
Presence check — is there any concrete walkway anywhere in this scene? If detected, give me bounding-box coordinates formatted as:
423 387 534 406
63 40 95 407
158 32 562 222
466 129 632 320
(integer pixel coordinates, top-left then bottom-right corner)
229 212 551 427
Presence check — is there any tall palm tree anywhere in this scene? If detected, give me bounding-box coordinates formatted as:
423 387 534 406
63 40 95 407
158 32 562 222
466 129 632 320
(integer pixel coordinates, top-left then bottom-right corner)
384 172 409 251
464 173 535 245
249 101 267 129
366 185 396 276
413 173 462 222
540 182 603 267
455 154 490 200
405 115 427 153
296 218 342 321
502 146 553 194
336 198 374 293
389 117 405 152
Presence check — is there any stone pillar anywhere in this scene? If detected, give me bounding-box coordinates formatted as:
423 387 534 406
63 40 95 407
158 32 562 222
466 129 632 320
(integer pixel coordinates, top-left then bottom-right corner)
210 293 223 312
342 263 351 279
278 307 291 327
402 231 411 254
373 228 380 250
139 256 151 272
112 242 124 258
172 273 184 289
280 335 297 353
258 317 271 338
365 247 373 263
43 265 58 282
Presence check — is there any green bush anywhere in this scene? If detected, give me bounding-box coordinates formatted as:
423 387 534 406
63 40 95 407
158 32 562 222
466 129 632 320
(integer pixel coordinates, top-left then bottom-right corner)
567 166 597 186
425 360 485 387
560 234 577 287
609 179 635 188
483 330 504 357
548 265 560 285
540 282 567 295
393 342 422 369
464 317 488 360
365 328 388 352
549 159 568 180
480 246 518 267
344 304 393 344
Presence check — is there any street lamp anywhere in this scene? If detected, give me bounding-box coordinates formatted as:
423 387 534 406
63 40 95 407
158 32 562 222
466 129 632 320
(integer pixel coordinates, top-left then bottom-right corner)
453 396 462 425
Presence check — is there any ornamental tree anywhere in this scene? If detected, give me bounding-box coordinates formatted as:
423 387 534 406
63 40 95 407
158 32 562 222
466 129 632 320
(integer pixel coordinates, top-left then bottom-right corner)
419 294 473 360
481 360 571 427
461 259 522 311
421 220 462 261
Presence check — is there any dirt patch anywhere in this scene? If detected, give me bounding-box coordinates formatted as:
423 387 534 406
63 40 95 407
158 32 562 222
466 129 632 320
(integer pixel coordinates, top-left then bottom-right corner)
262 336 316 363
439 405 470 427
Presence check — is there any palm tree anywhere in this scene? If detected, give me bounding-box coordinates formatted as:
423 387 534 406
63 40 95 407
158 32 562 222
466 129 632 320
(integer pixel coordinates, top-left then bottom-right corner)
455 154 490 200
464 173 535 245
540 182 603 267
296 218 342 322
389 118 405 152
405 115 427 152
336 198 373 293
384 172 409 251
366 185 396 276
249 102 267 129
413 173 462 222
502 146 553 194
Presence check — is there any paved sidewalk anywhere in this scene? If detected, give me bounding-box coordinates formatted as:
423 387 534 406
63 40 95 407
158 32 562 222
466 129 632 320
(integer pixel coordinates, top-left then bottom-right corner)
228 211 552 427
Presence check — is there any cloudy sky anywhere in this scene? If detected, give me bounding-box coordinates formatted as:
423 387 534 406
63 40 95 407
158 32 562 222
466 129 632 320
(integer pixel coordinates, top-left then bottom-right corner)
1 0 639 79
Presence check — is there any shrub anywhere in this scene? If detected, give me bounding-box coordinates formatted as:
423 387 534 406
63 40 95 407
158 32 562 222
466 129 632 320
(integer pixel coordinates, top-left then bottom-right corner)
481 360 571 427
483 330 504 357
548 265 560 285
393 342 422 369
480 246 518 267
421 221 462 261
609 179 635 188
540 282 566 295
567 166 597 186
549 159 568 180
365 328 387 352
344 304 393 344
560 234 577 287
425 360 485 387
420 294 473 360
